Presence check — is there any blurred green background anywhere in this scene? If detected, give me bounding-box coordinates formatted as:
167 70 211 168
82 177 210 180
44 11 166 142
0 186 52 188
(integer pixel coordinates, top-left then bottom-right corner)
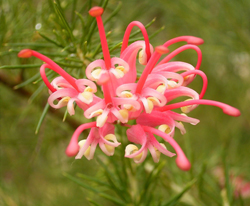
0 0 249 205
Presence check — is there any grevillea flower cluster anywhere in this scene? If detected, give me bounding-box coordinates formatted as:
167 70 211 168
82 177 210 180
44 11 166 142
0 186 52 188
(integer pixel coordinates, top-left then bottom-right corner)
18 7 240 171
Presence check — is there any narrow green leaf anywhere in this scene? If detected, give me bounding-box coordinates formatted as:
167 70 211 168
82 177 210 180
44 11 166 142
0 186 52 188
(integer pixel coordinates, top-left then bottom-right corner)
65 57 83 63
96 157 121 189
83 41 88 55
139 161 166 205
4 42 54 48
145 192 154 206
53 29 67 46
38 32 64 48
77 173 110 187
54 60 83 68
14 72 41 89
0 51 12 57
197 161 207 197
35 102 50 134
28 84 45 104
63 172 100 193
0 64 41 69
85 19 97 46
83 17 95 47
100 0 109 9
91 43 102 58
128 26 165 44
109 42 122 53
65 172 126 206
161 178 197 206
53 1 75 43
33 70 54 85
143 161 166 191
99 193 126 206
202 175 223 205
104 2 122 24
62 107 69 122
223 155 234 205
87 199 103 206
149 26 165 39
71 0 77 29
238 194 245 206
0 10 7 45
75 11 86 47
7 49 67 57
87 0 92 10
96 157 128 202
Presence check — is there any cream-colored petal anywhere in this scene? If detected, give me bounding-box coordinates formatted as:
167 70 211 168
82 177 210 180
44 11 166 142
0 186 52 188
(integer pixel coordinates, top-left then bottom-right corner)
158 124 171 134
91 68 102 80
167 80 178 89
139 49 147 65
181 99 193 113
89 109 103 118
79 91 93 104
84 86 94 93
125 144 143 162
147 97 161 106
119 109 129 121
154 143 166 161
78 140 91 160
96 112 108 127
156 84 166 94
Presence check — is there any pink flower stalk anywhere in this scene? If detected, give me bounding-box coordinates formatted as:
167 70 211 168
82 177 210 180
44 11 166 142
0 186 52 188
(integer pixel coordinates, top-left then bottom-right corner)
18 6 240 171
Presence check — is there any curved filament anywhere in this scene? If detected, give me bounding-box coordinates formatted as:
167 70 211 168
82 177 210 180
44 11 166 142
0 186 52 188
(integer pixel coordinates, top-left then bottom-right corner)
158 99 241 117
121 21 151 61
40 64 56 93
158 44 202 70
18 49 79 92
163 36 204 47
181 70 208 99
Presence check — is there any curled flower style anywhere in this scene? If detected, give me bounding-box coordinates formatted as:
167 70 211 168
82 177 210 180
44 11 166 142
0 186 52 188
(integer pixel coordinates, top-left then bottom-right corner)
18 6 240 171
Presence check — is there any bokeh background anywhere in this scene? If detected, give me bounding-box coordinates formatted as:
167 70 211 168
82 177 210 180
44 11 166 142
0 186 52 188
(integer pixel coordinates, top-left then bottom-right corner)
0 0 249 205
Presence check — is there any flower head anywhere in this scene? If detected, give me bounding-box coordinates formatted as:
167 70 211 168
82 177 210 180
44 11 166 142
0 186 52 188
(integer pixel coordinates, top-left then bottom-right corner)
18 6 240 171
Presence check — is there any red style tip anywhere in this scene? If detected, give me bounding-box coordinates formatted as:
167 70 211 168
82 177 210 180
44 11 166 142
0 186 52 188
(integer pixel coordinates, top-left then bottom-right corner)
187 37 204 45
65 143 79 157
155 45 169 54
18 49 33 58
89 6 104 17
223 106 241 117
176 156 191 171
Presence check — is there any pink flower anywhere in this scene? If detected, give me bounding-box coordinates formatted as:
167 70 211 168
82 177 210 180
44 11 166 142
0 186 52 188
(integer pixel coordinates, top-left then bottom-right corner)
65 122 121 159
18 6 240 171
